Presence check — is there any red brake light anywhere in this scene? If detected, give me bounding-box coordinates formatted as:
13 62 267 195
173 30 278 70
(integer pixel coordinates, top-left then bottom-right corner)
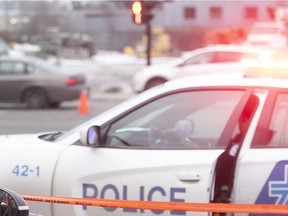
66 77 77 85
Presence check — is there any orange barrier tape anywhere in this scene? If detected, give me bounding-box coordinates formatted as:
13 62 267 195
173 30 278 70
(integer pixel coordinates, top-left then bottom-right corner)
22 195 288 214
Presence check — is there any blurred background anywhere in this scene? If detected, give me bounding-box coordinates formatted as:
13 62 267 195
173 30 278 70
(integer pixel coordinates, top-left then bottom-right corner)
0 0 285 59
1 0 288 134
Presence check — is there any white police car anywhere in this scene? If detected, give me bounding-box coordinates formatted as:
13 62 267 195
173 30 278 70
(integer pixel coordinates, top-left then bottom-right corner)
132 44 274 93
0 73 288 216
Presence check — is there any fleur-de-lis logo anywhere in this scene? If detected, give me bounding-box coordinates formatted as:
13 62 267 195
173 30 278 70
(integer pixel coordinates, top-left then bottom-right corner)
269 164 288 204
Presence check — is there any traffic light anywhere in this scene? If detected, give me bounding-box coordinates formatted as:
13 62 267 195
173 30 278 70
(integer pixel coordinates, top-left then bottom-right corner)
131 0 155 25
132 0 142 25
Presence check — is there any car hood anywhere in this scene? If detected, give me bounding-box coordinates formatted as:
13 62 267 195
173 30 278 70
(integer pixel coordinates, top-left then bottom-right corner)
0 131 61 144
0 134 43 144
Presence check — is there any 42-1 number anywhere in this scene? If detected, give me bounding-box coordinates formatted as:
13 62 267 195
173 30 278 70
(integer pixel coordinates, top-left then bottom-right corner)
12 165 40 177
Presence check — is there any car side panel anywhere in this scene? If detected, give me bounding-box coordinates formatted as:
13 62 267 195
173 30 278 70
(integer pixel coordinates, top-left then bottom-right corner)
52 147 221 216
0 139 66 216
0 74 29 102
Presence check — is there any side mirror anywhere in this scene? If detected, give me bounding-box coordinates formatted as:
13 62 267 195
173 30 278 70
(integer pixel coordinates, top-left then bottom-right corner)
80 126 101 147
0 188 29 216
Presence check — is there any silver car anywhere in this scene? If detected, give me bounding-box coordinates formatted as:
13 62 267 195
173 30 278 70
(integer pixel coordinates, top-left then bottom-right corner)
0 56 86 108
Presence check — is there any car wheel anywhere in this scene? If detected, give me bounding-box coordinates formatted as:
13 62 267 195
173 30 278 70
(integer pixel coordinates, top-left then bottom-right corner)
145 78 167 90
24 88 48 109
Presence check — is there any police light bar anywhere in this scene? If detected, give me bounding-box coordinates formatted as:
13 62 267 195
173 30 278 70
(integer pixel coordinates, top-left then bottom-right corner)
241 55 288 70
242 52 288 79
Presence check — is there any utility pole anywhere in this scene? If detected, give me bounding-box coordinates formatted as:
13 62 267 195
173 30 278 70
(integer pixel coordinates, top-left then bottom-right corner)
146 19 152 66
131 1 158 66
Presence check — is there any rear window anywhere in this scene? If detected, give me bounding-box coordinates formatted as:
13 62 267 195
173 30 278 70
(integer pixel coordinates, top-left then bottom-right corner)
31 58 62 74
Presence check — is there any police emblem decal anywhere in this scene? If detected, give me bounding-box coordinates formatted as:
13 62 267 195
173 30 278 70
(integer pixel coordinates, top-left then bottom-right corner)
256 160 288 204
249 160 288 216
269 163 288 204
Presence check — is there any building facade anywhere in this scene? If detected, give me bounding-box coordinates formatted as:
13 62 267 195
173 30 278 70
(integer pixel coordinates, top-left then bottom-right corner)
0 1 287 53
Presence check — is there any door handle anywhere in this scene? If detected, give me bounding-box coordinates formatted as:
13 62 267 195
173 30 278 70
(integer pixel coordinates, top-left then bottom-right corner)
178 172 201 182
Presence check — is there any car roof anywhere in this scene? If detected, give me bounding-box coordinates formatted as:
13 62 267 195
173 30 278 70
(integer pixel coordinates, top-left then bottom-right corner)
202 44 273 52
163 73 288 91
181 44 274 58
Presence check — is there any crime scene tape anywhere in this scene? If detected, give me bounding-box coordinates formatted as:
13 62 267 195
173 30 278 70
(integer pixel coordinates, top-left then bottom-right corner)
23 195 288 214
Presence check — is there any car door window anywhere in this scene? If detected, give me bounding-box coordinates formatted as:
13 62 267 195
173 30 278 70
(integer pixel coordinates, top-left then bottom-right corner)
0 61 26 75
183 52 214 65
259 94 288 147
182 51 246 65
214 51 244 63
102 90 245 149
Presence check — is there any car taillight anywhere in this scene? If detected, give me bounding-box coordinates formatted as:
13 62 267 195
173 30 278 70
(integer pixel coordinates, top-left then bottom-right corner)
66 75 85 85
66 77 77 85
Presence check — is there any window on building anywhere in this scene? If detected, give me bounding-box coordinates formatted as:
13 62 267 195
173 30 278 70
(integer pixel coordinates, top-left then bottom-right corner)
210 7 222 19
184 7 196 19
245 7 258 19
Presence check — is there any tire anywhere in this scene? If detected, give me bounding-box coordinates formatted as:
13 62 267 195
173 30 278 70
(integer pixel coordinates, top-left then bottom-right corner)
24 88 48 109
145 78 167 90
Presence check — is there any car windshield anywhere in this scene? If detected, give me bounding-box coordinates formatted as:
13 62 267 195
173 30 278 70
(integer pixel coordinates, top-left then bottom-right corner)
56 86 245 149
31 57 62 74
54 89 156 141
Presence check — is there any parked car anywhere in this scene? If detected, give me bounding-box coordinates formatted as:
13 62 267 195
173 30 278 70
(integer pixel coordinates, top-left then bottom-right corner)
246 22 288 48
0 56 86 108
1 73 288 216
132 44 274 93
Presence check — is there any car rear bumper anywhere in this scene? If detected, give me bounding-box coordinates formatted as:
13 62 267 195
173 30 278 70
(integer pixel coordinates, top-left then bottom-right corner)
47 85 88 103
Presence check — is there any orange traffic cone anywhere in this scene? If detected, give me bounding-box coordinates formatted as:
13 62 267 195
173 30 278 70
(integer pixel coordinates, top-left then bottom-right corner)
78 89 89 114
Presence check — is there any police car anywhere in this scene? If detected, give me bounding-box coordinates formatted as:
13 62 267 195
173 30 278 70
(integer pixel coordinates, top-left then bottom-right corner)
0 73 288 216
132 44 274 93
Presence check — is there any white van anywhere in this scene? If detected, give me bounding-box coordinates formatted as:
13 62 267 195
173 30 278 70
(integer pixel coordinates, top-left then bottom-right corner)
246 22 288 48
